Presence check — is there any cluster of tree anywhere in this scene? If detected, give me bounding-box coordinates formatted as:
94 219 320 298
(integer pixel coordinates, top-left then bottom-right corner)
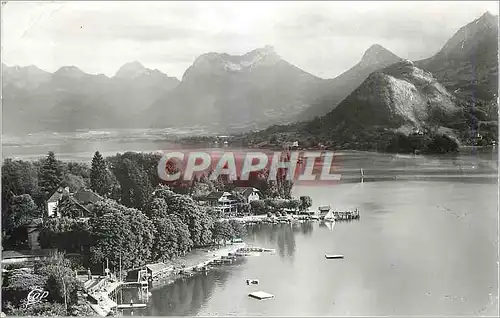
3 148 298 272
230 96 499 154
447 97 498 146
250 196 312 215
385 132 460 154
2 152 91 250
2 252 91 316
36 184 245 272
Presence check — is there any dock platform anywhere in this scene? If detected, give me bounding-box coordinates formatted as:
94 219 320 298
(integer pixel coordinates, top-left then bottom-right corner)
332 209 360 221
325 254 344 259
249 291 275 300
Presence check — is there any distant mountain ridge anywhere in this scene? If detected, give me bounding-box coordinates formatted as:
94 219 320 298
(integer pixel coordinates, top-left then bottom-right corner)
308 60 459 133
416 12 499 101
242 12 498 151
2 64 51 90
145 46 328 132
297 44 403 120
2 62 180 133
305 12 498 142
2 12 497 139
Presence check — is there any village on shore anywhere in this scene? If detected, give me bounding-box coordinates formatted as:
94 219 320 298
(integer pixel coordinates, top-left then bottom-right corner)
1 149 359 316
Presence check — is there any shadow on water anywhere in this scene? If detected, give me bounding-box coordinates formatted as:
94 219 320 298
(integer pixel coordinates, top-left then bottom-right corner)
118 268 234 316
245 222 315 260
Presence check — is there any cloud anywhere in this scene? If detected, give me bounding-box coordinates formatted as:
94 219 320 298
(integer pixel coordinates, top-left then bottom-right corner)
2 1 498 79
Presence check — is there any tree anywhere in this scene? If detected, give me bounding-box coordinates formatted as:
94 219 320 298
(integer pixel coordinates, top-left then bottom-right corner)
149 186 214 247
299 196 312 211
38 217 92 254
211 221 234 246
90 151 109 196
169 215 194 256
34 252 82 310
6 194 40 229
61 174 87 193
109 156 153 210
228 220 245 238
152 215 192 261
4 301 67 317
190 178 216 199
65 162 90 179
39 151 63 198
2 159 44 218
277 179 294 199
269 134 279 144
89 200 153 269
285 199 300 211
250 200 267 215
39 265 81 308
57 195 86 219
425 134 460 154
275 151 295 199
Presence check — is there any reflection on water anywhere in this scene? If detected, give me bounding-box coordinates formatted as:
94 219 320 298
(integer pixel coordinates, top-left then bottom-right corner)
141 181 497 316
118 269 233 316
246 222 314 260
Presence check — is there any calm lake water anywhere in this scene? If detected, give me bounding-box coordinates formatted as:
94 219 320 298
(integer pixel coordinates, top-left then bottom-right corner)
116 180 499 316
3 131 498 315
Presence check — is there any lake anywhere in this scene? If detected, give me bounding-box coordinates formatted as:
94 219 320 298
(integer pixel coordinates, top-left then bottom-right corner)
3 131 498 315
116 180 498 316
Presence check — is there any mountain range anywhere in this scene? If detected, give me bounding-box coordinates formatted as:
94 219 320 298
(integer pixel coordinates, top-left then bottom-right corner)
2 62 179 133
2 12 498 140
251 12 498 149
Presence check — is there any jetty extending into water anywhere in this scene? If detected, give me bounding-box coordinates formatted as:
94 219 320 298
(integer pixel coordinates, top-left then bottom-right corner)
84 277 121 317
83 244 250 316
331 209 360 221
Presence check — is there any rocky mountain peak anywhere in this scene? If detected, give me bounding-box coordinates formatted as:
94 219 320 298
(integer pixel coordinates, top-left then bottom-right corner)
360 44 401 67
53 66 86 79
478 11 498 26
439 11 498 57
188 46 282 78
115 61 147 78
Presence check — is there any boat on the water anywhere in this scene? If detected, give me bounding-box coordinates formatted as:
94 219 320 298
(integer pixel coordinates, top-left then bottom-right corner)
325 254 344 259
323 209 336 222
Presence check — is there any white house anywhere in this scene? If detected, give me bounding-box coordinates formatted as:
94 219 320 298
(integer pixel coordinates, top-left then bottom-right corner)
233 187 261 203
46 187 102 218
205 191 239 217
46 187 70 217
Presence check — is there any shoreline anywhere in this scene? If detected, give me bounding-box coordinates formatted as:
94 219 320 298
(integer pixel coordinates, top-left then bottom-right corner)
82 244 247 316
130 243 247 292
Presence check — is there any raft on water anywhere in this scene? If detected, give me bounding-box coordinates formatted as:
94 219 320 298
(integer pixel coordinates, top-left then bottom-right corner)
325 254 344 259
248 291 274 300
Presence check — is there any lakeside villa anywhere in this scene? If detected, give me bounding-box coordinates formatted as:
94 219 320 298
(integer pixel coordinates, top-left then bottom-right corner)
201 187 261 217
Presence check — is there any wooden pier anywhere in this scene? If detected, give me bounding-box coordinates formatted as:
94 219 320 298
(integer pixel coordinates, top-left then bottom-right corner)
332 209 360 221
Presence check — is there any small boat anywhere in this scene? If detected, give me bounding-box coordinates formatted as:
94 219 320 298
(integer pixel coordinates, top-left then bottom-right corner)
324 209 336 222
325 254 344 259
246 279 259 285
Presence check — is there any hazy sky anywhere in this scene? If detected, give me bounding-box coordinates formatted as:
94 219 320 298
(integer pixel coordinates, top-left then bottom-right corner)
2 1 499 79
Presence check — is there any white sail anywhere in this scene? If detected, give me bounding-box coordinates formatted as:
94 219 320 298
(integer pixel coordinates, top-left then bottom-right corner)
324 210 335 221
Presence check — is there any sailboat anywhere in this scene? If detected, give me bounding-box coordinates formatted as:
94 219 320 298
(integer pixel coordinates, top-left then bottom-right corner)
325 220 335 231
324 209 336 222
